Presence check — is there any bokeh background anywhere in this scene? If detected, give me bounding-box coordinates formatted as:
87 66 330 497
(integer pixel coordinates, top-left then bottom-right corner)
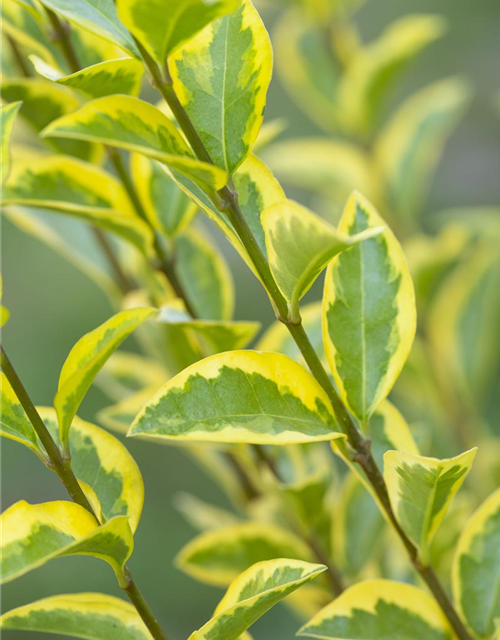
2 0 499 638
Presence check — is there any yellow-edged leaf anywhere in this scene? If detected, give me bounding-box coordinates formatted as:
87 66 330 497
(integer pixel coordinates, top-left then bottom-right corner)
384 448 477 563
117 0 238 63
129 350 343 445
299 579 453 639
0 372 45 459
41 95 228 191
170 0 272 174
263 199 383 317
0 593 151 640
56 58 144 98
0 500 133 585
39 408 144 532
453 488 500 639
2 155 154 254
54 307 157 446
323 191 416 426
190 559 326 640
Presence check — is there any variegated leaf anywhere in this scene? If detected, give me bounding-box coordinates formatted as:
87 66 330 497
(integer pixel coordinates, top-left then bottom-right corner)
117 0 238 63
177 521 313 586
299 579 453 639
384 448 477 563
56 58 144 99
323 191 416 426
96 351 168 401
39 408 144 532
263 199 382 318
129 350 343 444
376 78 471 219
0 593 151 640
453 488 500 639
38 0 140 57
2 155 154 254
55 308 157 446
1 101 21 185
170 0 272 174
0 501 133 585
190 559 326 640
0 372 45 459
41 95 228 191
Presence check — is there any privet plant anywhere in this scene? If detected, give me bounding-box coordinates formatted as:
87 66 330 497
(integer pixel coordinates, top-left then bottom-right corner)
0 0 499 639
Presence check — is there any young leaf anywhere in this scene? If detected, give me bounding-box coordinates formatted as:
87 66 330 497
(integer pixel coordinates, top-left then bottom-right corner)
0 372 45 459
376 78 471 219
0 501 133 584
2 156 154 254
159 307 260 353
274 7 340 132
56 58 144 99
1 101 21 185
175 228 234 320
384 448 477 563
323 191 416 426
131 154 198 237
453 488 500 638
339 14 446 134
1 78 96 160
37 0 139 57
129 350 342 444
263 199 383 318
170 0 272 174
299 579 453 639
41 95 228 191
54 307 157 446
117 0 239 64
39 407 144 532
0 593 151 640
190 559 326 640
177 521 313 586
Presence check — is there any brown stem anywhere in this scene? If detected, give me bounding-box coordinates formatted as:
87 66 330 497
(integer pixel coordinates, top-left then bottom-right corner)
43 8 80 74
91 227 134 294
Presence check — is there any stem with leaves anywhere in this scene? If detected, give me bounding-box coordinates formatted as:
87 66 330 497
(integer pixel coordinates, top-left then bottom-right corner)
139 51 472 640
0 346 170 640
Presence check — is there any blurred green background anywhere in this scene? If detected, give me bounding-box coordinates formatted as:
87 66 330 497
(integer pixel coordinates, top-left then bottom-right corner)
2 0 499 638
